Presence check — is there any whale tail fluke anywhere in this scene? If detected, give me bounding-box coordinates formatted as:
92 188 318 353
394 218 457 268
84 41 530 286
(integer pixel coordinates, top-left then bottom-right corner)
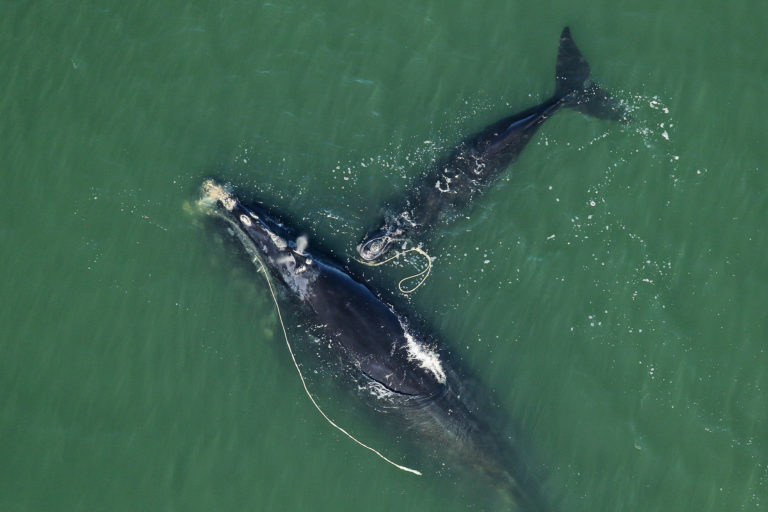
554 26 629 123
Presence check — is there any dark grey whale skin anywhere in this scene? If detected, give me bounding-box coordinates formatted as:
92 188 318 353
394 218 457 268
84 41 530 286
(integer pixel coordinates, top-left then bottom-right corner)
204 185 549 511
357 27 628 262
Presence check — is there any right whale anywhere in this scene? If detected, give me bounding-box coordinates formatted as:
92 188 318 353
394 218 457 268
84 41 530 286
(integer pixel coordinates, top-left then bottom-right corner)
200 180 549 511
358 27 629 262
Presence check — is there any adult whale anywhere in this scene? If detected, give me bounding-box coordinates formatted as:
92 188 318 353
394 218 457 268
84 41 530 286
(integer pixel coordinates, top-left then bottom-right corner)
199 180 547 511
357 27 629 262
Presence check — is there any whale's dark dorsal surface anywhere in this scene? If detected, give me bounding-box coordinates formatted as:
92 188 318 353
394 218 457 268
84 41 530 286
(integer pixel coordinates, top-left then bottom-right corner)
200 181 444 398
200 181 546 510
357 27 628 262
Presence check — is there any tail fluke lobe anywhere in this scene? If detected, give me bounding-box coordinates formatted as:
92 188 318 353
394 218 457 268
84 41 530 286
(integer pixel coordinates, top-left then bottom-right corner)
555 26 629 123
555 27 591 97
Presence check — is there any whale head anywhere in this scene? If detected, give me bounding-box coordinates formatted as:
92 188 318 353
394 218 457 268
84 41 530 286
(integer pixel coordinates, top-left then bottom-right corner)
199 179 290 261
357 227 395 262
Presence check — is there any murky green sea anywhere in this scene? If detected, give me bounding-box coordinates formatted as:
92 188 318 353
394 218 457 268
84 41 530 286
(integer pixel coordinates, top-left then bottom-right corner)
2 1 766 511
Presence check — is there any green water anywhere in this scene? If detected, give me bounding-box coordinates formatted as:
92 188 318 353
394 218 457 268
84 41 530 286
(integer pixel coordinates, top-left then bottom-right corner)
2 1 766 511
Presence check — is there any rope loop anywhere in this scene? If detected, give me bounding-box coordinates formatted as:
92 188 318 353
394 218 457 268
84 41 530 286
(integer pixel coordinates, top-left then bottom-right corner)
356 246 433 294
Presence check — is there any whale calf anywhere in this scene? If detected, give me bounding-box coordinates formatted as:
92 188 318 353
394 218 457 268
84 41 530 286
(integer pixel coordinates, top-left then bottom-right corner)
200 180 546 510
357 27 628 262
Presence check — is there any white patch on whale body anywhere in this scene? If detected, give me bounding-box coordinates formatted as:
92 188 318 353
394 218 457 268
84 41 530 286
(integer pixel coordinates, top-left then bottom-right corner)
285 267 313 300
400 326 446 384
268 231 287 250
239 214 252 226
272 252 315 300
275 254 295 266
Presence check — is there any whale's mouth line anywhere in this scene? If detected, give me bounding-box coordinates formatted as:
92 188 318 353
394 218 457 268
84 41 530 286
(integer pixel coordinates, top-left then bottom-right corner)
360 371 448 407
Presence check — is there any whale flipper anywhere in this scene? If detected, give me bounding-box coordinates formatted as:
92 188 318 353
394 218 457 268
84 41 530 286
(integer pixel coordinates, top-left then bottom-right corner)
555 26 628 122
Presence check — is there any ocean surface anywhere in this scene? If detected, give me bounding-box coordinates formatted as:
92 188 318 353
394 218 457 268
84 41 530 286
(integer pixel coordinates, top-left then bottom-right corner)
2 1 766 511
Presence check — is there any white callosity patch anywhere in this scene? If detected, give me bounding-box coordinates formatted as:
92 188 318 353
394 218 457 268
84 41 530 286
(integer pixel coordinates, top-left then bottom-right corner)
199 180 288 250
268 230 287 250
400 324 446 384
223 211 315 300
295 259 312 274
199 179 235 211
275 254 296 266
284 256 315 300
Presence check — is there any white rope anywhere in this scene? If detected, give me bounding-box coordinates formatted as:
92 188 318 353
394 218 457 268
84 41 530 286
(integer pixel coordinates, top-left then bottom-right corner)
357 247 433 294
254 255 422 476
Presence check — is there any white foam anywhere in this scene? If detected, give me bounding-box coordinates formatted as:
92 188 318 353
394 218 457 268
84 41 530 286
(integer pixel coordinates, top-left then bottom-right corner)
359 379 398 401
401 327 446 384
295 235 309 254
